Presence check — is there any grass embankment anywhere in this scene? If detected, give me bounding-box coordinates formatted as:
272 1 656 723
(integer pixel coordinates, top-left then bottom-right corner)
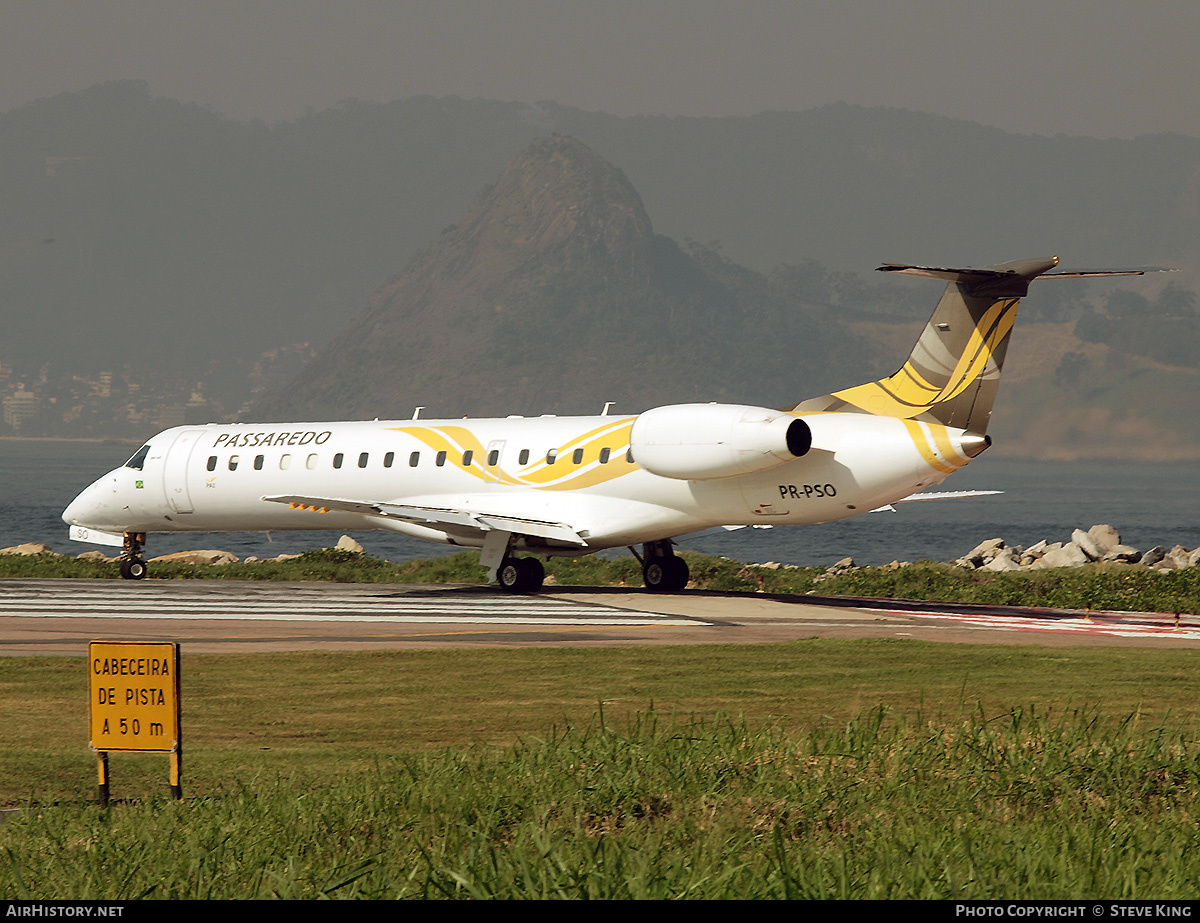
3 643 1200 898
5 547 1200 614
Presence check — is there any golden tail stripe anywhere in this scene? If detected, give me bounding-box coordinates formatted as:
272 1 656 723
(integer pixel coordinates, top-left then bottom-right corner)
902 420 968 475
832 300 1016 418
926 423 972 469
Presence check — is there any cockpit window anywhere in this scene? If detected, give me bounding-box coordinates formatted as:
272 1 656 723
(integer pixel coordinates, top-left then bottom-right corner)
124 445 150 471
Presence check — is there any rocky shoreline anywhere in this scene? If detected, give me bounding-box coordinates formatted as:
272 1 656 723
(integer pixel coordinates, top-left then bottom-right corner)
749 525 1200 578
0 534 367 564
948 524 1200 573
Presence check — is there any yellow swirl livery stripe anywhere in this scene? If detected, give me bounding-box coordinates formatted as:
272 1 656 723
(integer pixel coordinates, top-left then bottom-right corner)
389 421 638 491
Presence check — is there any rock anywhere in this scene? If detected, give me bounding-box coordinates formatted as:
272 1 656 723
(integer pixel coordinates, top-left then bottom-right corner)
1101 545 1142 564
1086 525 1121 556
76 550 112 561
1032 542 1090 569
150 550 241 565
272 553 303 562
1139 546 1166 567
962 538 1005 567
1158 546 1193 570
982 550 1021 571
335 535 364 554
1071 529 1104 561
0 543 56 556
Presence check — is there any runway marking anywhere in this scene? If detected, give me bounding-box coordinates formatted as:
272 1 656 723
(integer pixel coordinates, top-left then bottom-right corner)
868 606 1200 641
0 583 706 627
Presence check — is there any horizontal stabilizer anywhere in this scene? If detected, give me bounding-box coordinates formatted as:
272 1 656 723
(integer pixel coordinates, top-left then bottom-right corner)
878 258 1169 284
876 258 1060 285
893 489 1003 502
870 489 1002 513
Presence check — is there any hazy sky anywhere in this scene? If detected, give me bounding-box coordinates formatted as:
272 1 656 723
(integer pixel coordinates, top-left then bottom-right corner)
3 1 1198 139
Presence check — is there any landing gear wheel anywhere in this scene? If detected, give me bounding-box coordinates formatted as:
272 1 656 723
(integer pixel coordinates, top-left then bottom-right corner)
120 557 148 580
643 556 689 593
497 556 545 593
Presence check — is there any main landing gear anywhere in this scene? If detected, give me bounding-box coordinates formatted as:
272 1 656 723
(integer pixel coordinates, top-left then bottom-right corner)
119 531 148 581
487 534 688 595
497 556 545 593
635 540 690 593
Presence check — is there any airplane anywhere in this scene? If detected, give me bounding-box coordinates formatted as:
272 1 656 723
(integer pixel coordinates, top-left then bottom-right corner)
63 256 1154 590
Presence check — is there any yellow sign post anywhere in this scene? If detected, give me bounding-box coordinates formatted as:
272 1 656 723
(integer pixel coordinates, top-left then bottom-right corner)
88 641 182 805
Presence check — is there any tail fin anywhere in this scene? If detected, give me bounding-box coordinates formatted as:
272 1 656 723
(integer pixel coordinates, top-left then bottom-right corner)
786 256 1148 436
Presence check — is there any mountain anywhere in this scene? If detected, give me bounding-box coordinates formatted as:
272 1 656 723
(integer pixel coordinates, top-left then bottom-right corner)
4 81 1198 388
3 83 1199 456
254 136 865 420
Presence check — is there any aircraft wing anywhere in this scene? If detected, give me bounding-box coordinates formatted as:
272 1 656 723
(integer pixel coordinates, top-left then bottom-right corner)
262 495 588 546
871 489 1002 513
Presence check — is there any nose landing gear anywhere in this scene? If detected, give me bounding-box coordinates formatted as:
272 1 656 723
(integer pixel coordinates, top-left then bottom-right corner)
119 532 148 580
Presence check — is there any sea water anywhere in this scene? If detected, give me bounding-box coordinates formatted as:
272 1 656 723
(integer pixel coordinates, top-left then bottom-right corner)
3 438 1198 568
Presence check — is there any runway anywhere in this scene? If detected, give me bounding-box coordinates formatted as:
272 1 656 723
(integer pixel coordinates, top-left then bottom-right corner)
3 578 1200 654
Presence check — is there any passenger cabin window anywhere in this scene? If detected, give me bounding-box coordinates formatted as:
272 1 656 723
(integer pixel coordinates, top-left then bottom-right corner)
518 449 529 465
206 456 217 472
333 453 344 469
384 452 395 468
599 448 611 464
358 452 369 468
409 451 420 467
306 454 318 470
626 448 635 463
435 451 447 467
228 455 239 471
125 445 150 471
462 450 473 466
254 455 264 470
572 448 584 464
546 449 557 465
280 454 291 470
487 449 499 466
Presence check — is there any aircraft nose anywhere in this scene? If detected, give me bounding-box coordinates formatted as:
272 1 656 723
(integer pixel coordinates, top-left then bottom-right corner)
62 478 115 527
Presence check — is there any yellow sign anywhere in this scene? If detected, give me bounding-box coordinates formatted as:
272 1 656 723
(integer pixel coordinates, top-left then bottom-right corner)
88 641 180 753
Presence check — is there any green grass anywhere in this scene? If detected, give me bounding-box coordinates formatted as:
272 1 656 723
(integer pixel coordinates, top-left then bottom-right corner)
4 642 1200 897
3 704 1199 899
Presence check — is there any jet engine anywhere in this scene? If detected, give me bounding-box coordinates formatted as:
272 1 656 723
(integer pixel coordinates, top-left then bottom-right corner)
629 403 812 480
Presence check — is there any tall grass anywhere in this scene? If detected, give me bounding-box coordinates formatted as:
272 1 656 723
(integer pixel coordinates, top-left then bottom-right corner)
3 706 1198 899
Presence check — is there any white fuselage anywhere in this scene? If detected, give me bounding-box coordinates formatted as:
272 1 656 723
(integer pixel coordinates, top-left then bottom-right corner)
62 407 974 555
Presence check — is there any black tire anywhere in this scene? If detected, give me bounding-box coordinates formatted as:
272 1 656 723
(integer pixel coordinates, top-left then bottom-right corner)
120 557 148 580
497 557 544 593
520 556 545 590
643 556 688 592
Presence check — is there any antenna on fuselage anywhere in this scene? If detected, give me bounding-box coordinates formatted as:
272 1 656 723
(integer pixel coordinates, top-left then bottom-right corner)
601 402 614 416
412 407 424 420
